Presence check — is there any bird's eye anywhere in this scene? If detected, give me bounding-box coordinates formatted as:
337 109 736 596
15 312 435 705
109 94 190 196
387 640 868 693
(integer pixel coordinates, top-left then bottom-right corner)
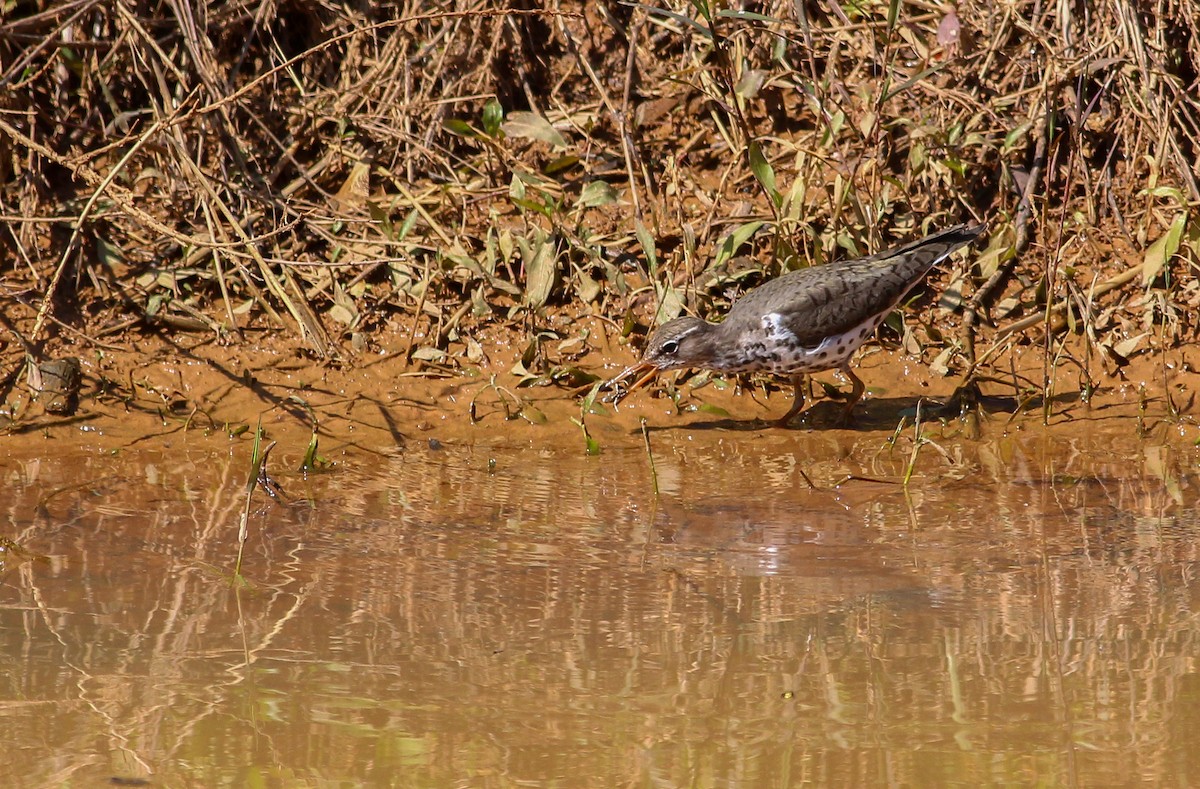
660 339 680 354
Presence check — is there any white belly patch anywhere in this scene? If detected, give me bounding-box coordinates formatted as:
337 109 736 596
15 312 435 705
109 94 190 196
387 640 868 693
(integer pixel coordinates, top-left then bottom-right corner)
729 312 888 374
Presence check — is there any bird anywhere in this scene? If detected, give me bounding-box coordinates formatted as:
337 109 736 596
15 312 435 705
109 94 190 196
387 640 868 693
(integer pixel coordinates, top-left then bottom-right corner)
608 223 985 425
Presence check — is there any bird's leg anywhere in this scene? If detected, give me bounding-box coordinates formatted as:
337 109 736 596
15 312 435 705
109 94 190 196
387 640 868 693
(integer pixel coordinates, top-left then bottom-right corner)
837 364 866 424
776 373 807 427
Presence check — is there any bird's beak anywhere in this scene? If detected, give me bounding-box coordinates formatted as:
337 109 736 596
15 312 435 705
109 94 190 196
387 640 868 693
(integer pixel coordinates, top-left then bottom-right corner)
605 361 660 404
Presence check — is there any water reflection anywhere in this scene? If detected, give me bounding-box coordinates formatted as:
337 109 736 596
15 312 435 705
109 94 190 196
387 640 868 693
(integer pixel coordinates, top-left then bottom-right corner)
1 434 1198 786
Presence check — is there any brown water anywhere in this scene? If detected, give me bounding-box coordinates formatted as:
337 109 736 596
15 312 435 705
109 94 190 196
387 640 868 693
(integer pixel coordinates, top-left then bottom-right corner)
3 427 1199 787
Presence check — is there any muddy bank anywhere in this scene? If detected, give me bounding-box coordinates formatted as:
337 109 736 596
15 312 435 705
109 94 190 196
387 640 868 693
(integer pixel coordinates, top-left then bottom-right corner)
3 323 1196 463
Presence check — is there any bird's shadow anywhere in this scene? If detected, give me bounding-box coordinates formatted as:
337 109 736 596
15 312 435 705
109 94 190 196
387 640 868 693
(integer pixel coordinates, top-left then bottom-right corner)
637 390 1082 434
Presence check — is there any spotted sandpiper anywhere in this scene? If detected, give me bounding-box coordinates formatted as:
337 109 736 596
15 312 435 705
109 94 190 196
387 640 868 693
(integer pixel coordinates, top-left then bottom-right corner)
609 223 985 425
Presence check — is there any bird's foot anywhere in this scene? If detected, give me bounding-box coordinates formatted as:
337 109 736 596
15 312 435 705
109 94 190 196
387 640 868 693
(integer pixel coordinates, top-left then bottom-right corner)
774 410 816 430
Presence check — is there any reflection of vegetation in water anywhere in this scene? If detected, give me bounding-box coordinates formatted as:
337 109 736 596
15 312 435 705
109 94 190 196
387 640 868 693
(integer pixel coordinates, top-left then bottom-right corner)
2 436 1198 784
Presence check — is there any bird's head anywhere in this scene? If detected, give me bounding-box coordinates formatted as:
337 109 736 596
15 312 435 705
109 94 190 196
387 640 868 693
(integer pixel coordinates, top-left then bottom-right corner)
606 316 716 401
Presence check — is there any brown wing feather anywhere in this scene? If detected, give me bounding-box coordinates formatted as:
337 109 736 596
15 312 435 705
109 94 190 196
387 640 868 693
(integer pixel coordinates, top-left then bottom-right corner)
725 224 984 347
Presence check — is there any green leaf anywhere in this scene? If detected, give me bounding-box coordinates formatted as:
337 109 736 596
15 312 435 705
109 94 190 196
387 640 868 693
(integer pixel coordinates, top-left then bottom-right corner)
502 111 568 148
943 154 966 177
1112 332 1148 358
519 230 558 309
95 237 124 267
574 270 602 302
883 61 951 102
1142 213 1187 286
482 99 503 137
748 140 779 208
327 302 356 326
511 196 553 218
974 226 1013 279
828 110 845 138
442 118 478 138
1140 186 1187 201
551 366 601 387
908 140 927 173
410 346 446 362
519 405 548 424
509 173 527 201
569 416 601 455
1001 124 1029 154
656 283 686 322
580 382 604 414
734 69 767 99
397 207 419 241
886 0 901 30
544 155 580 175
713 221 764 268
716 9 780 23
635 219 658 274
577 180 618 209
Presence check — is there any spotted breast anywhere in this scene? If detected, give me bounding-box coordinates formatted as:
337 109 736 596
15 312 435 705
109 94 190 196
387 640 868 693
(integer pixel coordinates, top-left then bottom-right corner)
608 223 985 425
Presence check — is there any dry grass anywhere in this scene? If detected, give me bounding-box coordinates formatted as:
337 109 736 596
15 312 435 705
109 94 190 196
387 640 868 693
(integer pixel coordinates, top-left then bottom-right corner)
1 0 1198 406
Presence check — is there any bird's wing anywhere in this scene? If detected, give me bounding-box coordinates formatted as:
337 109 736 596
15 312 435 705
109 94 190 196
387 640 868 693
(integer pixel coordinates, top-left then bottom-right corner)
730 224 984 348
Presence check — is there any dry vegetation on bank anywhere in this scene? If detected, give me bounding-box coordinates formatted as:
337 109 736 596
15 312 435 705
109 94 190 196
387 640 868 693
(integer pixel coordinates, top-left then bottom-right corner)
2 0 1199 417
